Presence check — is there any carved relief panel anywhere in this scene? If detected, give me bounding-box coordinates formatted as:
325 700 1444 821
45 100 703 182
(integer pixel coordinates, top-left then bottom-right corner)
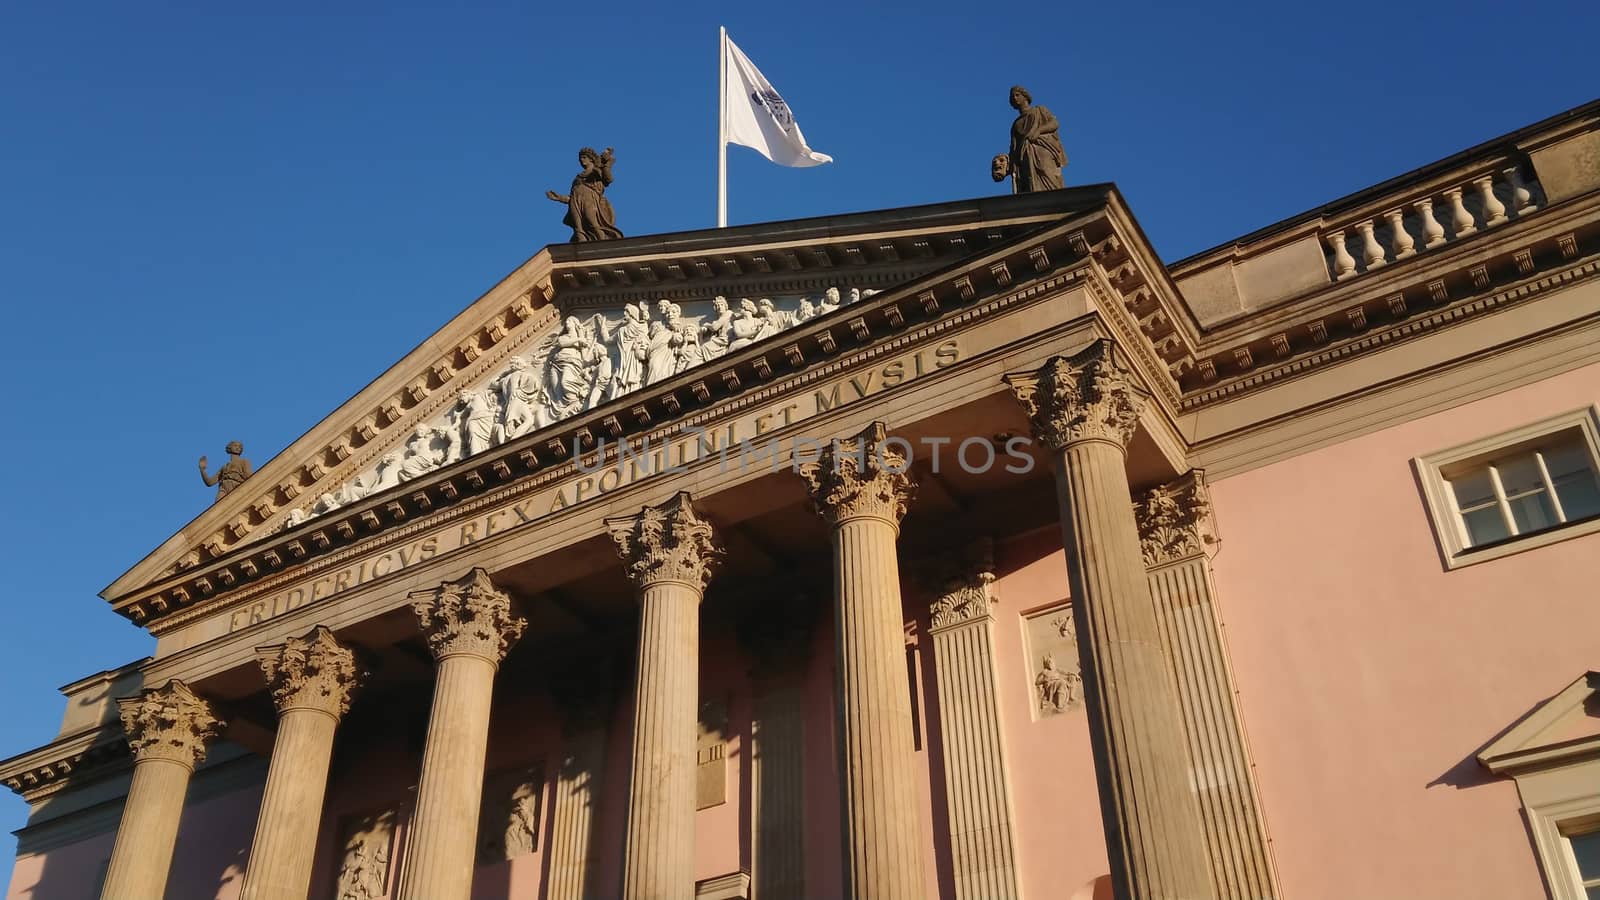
477 763 546 863
334 808 397 900
1022 604 1083 719
697 696 730 810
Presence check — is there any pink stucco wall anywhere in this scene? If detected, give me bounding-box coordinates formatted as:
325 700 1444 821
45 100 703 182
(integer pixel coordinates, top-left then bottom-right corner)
5 772 261 900
1208 361 1600 900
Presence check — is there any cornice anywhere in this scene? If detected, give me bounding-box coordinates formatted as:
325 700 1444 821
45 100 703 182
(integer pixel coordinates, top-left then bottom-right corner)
1177 194 1600 409
119 215 1118 632
0 726 129 803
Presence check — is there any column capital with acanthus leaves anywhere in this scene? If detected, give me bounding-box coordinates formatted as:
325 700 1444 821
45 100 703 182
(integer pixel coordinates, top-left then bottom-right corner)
1003 338 1150 452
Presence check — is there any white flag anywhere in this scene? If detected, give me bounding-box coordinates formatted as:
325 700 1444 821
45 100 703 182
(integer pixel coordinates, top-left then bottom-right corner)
722 34 832 167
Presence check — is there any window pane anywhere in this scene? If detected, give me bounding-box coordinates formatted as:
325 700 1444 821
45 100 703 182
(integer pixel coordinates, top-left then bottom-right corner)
1497 455 1545 496
1451 470 1498 509
1546 442 1600 520
1583 886 1598 900
1572 830 1600 877
1509 491 1557 533
1461 506 1510 546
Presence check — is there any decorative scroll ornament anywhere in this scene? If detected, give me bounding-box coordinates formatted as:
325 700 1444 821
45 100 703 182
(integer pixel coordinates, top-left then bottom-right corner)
116 680 224 767
606 491 723 590
1134 470 1218 568
256 625 363 718
927 538 998 631
409 568 527 663
799 421 918 526
1003 339 1148 451
287 285 880 528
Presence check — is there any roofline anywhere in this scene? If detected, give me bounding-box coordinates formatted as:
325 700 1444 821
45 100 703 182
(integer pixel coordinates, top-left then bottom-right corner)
1170 96 1600 271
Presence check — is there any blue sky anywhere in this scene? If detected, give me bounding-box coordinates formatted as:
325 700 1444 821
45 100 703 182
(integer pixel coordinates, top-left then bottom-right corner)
1 0 1594 883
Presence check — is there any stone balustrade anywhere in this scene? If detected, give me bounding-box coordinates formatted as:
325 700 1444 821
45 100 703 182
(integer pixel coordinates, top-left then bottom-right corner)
1322 161 1540 281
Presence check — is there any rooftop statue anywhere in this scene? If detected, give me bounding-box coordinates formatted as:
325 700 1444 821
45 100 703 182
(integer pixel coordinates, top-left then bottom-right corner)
993 85 1066 193
198 441 252 501
546 147 623 242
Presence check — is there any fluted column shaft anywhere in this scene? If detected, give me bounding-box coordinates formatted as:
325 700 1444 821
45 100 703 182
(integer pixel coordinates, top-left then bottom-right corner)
242 627 360 900
102 757 198 898
607 491 722 900
101 680 222 900
1007 341 1216 900
623 579 701 900
802 421 926 899
398 569 526 900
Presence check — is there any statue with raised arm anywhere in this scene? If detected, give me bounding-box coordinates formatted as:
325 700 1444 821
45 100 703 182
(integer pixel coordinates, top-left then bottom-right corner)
994 86 1066 193
198 441 252 501
546 147 623 242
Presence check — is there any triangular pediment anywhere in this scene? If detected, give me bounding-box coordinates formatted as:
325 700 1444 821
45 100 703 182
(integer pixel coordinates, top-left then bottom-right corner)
106 186 1199 626
1479 672 1600 774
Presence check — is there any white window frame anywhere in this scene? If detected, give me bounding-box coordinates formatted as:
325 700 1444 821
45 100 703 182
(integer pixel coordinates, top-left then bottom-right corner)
1479 673 1600 900
1414 406 1600 569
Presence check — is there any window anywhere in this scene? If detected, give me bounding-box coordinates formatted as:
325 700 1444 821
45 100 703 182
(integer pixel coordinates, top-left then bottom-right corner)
1566 826 1600 900
1416 407 1600 568
1478 672 1600 900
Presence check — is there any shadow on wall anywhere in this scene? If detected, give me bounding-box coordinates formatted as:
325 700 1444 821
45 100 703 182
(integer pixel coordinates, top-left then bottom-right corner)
1070 873 1114 900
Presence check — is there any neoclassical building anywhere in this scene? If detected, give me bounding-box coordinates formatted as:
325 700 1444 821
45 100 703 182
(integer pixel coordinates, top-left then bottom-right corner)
5 100 1600 900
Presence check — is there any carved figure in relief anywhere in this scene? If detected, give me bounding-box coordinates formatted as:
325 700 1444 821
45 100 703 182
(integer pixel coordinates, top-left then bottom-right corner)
494 356 544 442
999 85 1066 193
546 315 611 418
546 147 622 242
818 286 842 315
700 296 734 360
198 441 252 501
454 388 499 457
726 298 763 352
1035 653 1082 714
503 785 540 858
756 298 793 339
644 303 685 384
796 298 817 322
398 427 450 481
609 303 650 398
336 834 388 900
991 153 1013 192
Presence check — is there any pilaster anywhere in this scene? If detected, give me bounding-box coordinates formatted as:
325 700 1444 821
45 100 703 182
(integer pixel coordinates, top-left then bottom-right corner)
607 491 722 900
1005 339 1217 900
739 592 817 900
1135 472 1281 900
924 540 1023 899
101 680 223 900
799 421 927 899
398 569 525 900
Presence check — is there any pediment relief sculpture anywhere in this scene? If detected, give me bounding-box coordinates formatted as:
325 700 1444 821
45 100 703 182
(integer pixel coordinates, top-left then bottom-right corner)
284 286 880 527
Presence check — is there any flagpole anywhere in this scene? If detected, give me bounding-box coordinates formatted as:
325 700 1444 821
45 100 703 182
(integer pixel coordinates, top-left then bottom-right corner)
717 26 728 228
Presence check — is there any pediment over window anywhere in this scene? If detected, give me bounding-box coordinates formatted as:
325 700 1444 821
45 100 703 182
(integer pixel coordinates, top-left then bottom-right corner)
1479 672 1600 774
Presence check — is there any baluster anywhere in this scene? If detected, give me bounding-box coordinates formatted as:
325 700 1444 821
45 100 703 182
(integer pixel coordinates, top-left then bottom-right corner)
1415 198 1447 249
1325 230 1357 280
1476 176 1508 227
1444 187 1476 238
1504 164 1538 215
1356 220 1386 269
1385 208 1416 259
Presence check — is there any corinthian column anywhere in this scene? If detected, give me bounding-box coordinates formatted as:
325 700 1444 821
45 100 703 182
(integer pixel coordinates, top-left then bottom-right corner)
398 569 526 900
241 626 362 900
1135 473 1281 899
925 541 1023 899
799 421 926 899
1004 339 1216 900
606 491 723 900
101 680 223 900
